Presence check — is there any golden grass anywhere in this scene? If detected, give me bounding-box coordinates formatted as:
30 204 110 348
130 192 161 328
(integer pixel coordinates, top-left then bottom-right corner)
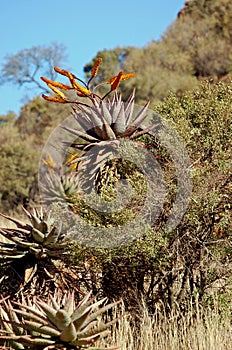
0 212 231 349
98 300 232 350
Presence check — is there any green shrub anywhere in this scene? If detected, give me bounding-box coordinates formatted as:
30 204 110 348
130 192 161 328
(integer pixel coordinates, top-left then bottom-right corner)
70 81 231 312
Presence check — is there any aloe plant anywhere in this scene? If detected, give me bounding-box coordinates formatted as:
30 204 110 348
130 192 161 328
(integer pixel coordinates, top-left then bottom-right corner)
40 59 157 194
0 207 67 261
0 207 72 295
0 290 120 349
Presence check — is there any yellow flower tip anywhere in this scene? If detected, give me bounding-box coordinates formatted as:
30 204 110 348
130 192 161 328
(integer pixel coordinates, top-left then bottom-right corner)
42 152 56 167
67 72 91 96
47 84 66 100
66 153 81 170
66 153 80 165
91 57 103 77
42 153 57 174
111 71 123 91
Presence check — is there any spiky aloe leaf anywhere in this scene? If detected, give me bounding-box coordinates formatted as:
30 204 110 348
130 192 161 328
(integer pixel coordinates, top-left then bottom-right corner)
0 249 27 259
0 335 55 346
12 308 48 325
0 290 121 349
59 321 77 342
76 105 104 140
62 126 100 143
43 226 60 246
72 106 93 132
113 103 126 135
110 100 122 124
63 292 75 317
70 336 96 347
0 303 24 349
124 89 135 125
0 213 28 230
71 292 96 323
1 235 34 248
101 123 116 141
79 318 120 340
23 320 60 337
100 102 113 126
31 227 45 243
12 301 47 323
130 122 159 139
49 295 60 311
72 308 92 332
55 309 72 331
36 301 58 326
129 100 150 128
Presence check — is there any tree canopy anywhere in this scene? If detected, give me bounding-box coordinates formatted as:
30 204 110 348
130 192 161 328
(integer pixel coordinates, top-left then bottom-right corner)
0 42 67 92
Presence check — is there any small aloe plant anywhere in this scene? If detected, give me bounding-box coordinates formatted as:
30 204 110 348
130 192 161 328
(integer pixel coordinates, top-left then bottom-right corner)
0 290 120 349
0 207 73 295
0 207 67 261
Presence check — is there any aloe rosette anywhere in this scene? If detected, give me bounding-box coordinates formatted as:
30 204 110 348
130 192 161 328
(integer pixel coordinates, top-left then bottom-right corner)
0 291 120 349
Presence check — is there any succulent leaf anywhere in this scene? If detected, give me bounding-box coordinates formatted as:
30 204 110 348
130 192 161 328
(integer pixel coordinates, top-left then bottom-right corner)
55 309 72 331
63 292 75 317
113 103 126 135
36 301 58 326
23 320 60 337
59 321 77 342
128 100 150 129
62 126 100 143
31 227 45 243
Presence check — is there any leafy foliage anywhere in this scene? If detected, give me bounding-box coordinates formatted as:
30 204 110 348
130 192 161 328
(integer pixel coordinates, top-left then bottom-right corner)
69 81 232 311
0 123 38 211
84 0 232 104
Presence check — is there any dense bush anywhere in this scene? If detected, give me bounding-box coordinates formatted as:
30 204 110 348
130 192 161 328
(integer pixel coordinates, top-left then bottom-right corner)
69 81 231 312
0 123 38 211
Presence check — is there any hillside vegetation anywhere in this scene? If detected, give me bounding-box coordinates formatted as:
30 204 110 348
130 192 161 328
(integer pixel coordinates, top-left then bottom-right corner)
0 1 231 349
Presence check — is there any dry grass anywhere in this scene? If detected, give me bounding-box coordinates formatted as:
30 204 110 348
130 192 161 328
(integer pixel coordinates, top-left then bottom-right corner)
0 212 231 349
98 300 232 350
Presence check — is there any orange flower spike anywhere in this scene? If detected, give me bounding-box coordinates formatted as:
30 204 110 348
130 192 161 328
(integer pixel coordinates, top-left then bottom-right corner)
76 91 90 97
68 72 91 96
42 94 67 103
54 66 71 78
107 71 136 84
40 76 72 91
91 57 103 77
120 72 136 81
107 75 118 84
111 71 123 91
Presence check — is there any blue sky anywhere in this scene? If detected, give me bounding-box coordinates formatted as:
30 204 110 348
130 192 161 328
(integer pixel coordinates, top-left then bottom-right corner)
0 0 185 115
